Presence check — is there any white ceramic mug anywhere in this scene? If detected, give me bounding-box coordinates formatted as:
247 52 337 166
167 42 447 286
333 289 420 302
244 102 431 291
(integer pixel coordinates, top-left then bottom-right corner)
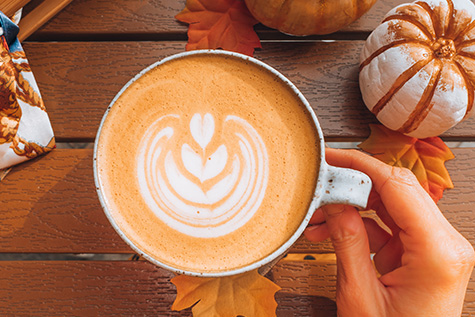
94 50 372 277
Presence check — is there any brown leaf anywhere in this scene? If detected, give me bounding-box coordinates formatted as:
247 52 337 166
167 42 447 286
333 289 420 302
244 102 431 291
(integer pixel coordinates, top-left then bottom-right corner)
171 269 281 317
176 0 261 56
358 124 454 203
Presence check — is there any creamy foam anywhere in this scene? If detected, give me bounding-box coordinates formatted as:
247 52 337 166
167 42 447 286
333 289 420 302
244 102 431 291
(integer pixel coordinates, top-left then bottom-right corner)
137 113 269 238
96 53 320 273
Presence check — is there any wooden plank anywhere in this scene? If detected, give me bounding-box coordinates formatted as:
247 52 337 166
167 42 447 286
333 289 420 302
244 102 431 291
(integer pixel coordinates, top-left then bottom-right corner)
24 42 185 142
24 0 408 39
0 261 189 316
0 148 474 254
23 41 475 141
0 0 30 18
0 260 337 316
0 260 335 316
272 258 475 316
0 149 131 252
275 293 336 317
17 0 74 42
274 254 337 298
1 259 473 316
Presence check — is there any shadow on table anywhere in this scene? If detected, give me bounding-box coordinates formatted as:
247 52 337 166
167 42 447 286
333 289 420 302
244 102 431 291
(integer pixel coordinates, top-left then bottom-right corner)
276 293 337 316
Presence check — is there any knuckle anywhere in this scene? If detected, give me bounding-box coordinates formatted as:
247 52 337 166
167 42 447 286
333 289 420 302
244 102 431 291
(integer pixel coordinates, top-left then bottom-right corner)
436 238 475 280
389 166 418 186
329 220 361 250
323 206 365 253
331 230 361 252
449 239 475 268
466 243 475 266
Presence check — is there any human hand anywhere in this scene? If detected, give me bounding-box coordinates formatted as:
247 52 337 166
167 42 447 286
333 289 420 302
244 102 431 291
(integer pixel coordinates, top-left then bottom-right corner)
304 148 475 316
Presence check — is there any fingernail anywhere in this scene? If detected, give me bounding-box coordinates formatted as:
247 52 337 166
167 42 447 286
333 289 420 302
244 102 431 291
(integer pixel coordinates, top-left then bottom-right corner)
322 204 346 216
306 224 321 232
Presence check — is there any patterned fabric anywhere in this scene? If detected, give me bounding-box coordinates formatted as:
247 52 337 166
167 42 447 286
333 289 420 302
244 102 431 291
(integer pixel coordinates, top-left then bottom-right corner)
0 11 54 171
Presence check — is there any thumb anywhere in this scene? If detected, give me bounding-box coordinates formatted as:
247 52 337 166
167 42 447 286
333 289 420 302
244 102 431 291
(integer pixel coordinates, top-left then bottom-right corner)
322 205 380 306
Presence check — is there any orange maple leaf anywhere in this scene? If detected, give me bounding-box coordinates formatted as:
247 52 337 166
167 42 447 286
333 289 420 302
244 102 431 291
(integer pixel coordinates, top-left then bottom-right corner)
358 124 454 203
175 0 262 56
171 269 281 317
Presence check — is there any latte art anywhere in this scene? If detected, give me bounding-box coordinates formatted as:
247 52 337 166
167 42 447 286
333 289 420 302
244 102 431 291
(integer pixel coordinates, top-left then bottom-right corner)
96 53 320 273
137 113 269 238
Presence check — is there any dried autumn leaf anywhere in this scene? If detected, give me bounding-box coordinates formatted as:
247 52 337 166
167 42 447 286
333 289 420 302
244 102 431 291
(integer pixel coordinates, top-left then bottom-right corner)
171 269 281 317
358 124 454 203
175 0 262 56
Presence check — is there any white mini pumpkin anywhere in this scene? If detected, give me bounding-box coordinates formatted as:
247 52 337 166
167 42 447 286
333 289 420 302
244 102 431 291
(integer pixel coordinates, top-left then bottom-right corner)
359 0 475 138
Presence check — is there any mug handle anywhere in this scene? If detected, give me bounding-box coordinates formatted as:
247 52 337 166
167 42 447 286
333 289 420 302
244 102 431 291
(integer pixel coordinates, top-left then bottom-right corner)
320 163 372 209
258 164 372 276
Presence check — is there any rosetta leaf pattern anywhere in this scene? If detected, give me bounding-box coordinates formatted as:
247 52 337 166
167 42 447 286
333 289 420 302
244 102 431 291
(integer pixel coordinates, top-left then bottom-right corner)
203 144 228 181
138 113 267 238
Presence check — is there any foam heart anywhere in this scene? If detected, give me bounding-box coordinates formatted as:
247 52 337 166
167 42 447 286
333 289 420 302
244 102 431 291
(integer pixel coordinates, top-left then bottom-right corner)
190 113 214 150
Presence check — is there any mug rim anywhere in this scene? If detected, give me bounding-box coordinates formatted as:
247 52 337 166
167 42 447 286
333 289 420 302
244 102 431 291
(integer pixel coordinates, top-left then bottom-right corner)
93 49 327 277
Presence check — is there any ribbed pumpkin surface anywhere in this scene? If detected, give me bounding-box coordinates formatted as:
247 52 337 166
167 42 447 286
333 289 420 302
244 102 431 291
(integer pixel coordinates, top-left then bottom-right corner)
245 0 377 36
360 0 475 138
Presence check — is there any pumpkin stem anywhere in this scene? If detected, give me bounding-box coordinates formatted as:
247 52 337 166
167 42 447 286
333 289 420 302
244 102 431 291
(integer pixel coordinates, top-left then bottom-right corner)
432 38 456 59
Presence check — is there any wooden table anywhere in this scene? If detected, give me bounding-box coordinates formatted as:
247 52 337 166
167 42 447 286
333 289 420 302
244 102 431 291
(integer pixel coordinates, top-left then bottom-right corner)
1 0 475 315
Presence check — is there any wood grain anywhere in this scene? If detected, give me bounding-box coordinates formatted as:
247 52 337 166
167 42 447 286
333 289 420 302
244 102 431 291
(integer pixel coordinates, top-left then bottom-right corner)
0 149 130 252
4 0 473 315
23 0 408 40
0 0 30 18
1 259 474 316
0 260 338 316
17 0 73 42
0 148 474 254
23 41 475 142
24 42 184 141
274 254 337 298
0 261 189 316
275 293 336 317
272 258 475 316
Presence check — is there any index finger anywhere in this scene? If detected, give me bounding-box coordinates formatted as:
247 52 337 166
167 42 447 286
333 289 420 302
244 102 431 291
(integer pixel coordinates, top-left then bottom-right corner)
324 148 446 235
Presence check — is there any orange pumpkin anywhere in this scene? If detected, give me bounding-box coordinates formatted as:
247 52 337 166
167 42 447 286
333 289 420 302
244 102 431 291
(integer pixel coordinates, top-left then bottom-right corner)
244 0 378 36
359 0 475 138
